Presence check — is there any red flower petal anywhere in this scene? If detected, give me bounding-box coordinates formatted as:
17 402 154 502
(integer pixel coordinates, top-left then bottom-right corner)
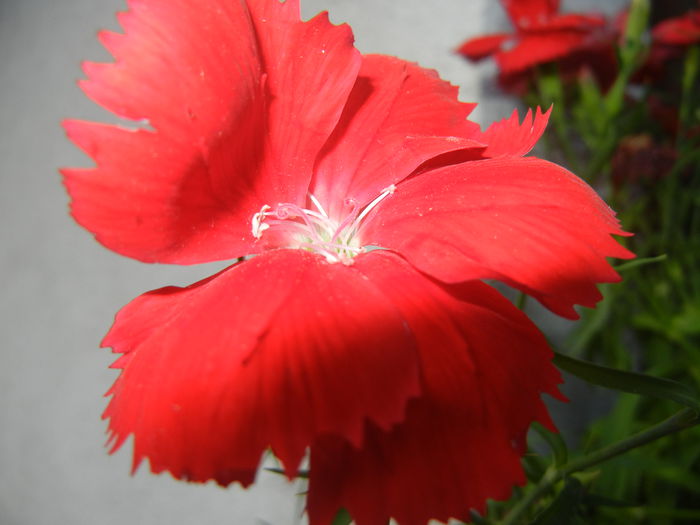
307 251 562 525
457 33 513 61
102 249 421 484
363 157 633 319
652 10 700 46
62 121 260 263
63 0 361 263
539 13 607 32
311 54 482 219
80 0 262 139
502 0 560 29
496 30 598 74
480 107 551 157
245 1 361 200
458 1 612 79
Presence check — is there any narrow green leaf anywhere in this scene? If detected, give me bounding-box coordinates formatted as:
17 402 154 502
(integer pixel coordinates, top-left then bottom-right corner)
581 492 636 508
626 506 700 520
613 454 700 493
528 477 585 525
575 67 606 141
532 423 568 467
620 0 650 60
568 284 614 355
599 505 700 521
614 254 667 273
502 410 700 525
263 467 309 479
680 43 700 129
553 352 700 411
469 510 494 525
604 0 649 115
523 453 548 482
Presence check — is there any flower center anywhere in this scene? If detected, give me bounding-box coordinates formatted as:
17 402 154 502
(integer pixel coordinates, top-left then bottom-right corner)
252 185 396 264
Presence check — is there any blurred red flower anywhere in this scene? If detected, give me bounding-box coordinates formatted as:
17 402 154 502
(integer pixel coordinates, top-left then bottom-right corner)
643 6 700 81
458 0 620 91
611 134 677 189
652 6 700 46
632 6 700 136
62 1 632 524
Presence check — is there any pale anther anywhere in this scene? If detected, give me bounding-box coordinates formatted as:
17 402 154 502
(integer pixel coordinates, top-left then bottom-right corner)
250 185 397 263
251 204 272 239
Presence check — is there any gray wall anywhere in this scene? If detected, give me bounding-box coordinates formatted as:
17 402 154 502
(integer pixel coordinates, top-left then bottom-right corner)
0 1 625 524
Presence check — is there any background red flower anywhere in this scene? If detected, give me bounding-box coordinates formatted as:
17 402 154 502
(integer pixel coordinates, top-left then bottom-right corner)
458 0 620 91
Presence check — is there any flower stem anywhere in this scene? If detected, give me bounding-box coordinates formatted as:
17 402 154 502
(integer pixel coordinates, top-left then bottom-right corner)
499 408 700 525
516 292 528 311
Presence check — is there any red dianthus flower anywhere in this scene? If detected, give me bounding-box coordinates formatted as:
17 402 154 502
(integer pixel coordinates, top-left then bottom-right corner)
652 5 700 47
62 1 632 524
458 0 619 91
643 5 700 80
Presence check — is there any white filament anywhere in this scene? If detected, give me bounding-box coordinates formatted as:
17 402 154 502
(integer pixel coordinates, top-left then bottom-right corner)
251 185 396 264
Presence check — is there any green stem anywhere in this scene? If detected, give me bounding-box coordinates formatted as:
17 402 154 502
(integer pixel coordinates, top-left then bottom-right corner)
562 409 698 474
500 468 558 525
582 0 649 184
679 45 699 135
499 408 700 525
608 506 700 520
533 71 580 172
516 292 528 311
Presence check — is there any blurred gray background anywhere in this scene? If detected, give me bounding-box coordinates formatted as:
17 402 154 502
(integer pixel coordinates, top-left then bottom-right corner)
0 1 625 524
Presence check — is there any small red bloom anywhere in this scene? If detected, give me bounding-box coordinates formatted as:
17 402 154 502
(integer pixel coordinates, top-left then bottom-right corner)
611 134 677 189
635 6 700 125
62 1 632 524
458 0 619 90
652 6 700 47
642 6 700 82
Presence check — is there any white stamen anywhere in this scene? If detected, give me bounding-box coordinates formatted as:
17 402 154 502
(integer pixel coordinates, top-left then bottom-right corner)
251 186 396 263
308 193 329 218
353 184 396 227
252 204 272 239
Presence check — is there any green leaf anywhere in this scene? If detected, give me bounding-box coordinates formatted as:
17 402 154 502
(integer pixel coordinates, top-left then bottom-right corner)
263 467 309 479
535 68 565 107
503 409 700 525
671 302 700 336
469 510 494 525
523 453 548 482
604 0 649 115
331 508 353 525
600 505 700 521
575 72 606 142
568 284 615 355
620 0 650 61
532 423 568 467
626 506 700 520
529 477 586 525
581 492 635 508
680 43 700 130
552 352 700 411
613 454 700 493
586 395 640 499
614 254 667 273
